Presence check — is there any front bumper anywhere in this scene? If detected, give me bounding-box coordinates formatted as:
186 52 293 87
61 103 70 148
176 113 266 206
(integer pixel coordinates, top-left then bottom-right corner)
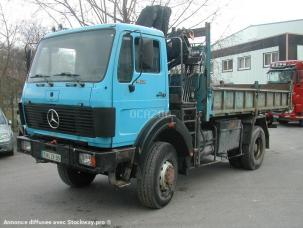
17 136 135 174
0 139 13 153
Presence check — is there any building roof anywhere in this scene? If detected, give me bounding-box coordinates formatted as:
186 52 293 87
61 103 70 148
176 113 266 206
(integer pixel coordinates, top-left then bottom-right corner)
213 19 303 51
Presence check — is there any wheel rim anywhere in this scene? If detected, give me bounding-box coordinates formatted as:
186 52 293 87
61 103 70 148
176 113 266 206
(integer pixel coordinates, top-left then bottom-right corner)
159 160 175 195
253 136 263 160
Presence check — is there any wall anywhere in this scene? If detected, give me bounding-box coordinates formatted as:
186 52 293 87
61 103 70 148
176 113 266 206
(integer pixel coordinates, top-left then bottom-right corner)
212 46 279 84
213 19 303 50
297 45 303 60
211 20 303 85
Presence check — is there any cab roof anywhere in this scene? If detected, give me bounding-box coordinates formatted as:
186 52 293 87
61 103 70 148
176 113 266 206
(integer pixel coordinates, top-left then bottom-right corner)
44 23 165 39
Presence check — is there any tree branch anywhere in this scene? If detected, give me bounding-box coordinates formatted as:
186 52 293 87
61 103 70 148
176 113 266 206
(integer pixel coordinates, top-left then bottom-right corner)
173 0 210 28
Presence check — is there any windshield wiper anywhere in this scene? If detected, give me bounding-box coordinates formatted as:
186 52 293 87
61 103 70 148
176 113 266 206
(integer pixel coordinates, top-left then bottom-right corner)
53 72 80 77
30 74 51 78
30 74 53 87
53 72 84 87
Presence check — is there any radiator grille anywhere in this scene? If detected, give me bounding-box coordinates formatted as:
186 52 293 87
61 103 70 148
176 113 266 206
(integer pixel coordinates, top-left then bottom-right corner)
24 104 95 137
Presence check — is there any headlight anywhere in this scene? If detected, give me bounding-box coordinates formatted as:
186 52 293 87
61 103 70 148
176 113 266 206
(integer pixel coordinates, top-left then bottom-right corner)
0 133 10 142
79 153 96 167
21 140 31 152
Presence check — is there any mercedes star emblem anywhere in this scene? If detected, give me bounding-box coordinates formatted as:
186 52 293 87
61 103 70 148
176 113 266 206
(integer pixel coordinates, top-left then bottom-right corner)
47 109 60 129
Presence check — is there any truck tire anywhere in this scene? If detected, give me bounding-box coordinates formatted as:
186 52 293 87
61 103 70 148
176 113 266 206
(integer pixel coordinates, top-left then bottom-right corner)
299 120 303 127
241 126 266 170
57 165 96 187
137 142 178 209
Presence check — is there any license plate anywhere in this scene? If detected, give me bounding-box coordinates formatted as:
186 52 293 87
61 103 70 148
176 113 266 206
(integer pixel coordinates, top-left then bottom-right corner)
41 150 61 162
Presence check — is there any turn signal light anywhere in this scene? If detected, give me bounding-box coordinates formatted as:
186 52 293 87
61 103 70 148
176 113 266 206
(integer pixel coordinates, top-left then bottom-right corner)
21 140 31 152
79 153 96 168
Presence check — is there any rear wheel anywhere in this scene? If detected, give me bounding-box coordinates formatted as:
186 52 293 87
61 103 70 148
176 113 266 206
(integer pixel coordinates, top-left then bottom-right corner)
137 142 178 209
57 165 96 187
241 126 266 170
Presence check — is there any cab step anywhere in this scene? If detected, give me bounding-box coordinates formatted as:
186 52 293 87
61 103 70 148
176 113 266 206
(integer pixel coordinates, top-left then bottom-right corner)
108 172 131 188
113 180 131 188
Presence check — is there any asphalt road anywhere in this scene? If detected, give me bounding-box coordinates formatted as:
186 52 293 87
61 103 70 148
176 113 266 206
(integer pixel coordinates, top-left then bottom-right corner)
0 124 303 228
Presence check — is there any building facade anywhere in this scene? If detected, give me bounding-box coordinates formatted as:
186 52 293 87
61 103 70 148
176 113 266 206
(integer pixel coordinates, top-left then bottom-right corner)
211 19 303 84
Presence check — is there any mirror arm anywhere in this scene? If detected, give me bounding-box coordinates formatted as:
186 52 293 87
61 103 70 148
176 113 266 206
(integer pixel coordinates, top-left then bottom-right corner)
129 31 144 92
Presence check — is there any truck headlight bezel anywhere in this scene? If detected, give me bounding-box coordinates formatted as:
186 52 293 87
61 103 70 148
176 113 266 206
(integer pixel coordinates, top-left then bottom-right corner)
79 153 96 168
21 140 31 152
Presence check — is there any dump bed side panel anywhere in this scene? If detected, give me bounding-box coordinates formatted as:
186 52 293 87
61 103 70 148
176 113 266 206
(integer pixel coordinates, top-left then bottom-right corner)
211 85 291 117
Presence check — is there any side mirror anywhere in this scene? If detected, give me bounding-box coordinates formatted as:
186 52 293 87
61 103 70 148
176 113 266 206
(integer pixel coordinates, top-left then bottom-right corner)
128 84 135 92
25 47 33 74
128 33 143 92
8 120 12 125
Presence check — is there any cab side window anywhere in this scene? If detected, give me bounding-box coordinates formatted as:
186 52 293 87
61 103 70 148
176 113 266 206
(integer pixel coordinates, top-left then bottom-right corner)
135 37 160 73
118 34 133 83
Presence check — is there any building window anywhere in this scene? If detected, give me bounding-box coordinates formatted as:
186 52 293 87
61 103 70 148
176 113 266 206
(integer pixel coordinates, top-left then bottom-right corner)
238 56 251 71
222 59 233 72
263 52 279 67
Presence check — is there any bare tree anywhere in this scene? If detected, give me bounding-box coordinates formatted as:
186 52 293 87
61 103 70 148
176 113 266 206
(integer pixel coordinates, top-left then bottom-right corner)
32 0 223 31
0 3 19 82
33 0 138 26
0 1 46 129
21 21 47 48
0 1 19 108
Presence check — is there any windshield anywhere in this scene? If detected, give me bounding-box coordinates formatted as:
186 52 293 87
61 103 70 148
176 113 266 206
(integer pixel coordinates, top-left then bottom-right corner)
28 29 115 83
267 70 295 83
0 111 7 125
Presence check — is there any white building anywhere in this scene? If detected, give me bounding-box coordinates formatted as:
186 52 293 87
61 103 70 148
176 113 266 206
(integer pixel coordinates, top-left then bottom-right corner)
211 19 303 84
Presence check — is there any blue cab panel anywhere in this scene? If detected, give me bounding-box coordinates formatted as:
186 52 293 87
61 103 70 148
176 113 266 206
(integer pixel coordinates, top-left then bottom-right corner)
22 23 169 148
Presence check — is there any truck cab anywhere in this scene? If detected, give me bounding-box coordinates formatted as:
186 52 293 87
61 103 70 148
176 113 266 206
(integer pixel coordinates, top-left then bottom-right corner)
21 24 169 148
267 60 303 125
19 23 188 208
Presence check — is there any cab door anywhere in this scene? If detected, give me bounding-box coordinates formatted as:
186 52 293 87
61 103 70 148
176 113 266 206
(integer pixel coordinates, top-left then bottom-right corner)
112 32 169 147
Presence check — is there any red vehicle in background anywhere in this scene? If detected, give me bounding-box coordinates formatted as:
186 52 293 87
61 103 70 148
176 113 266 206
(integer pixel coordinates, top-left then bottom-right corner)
267 60 303 126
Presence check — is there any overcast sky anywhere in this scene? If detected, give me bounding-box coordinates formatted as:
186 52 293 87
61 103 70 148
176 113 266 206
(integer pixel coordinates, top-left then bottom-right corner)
2 0 303 42
212 0 303 41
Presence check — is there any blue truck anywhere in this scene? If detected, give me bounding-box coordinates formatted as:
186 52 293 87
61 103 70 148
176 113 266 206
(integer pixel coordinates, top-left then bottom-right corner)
17 7 291 208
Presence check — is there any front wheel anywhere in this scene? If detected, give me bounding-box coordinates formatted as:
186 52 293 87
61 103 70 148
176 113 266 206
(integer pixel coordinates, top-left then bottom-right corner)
137 142 178 209
57 165 96 187
241 126 266 170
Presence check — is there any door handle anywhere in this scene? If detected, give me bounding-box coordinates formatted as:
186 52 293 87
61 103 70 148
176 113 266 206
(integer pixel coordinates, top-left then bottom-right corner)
156 92 166 97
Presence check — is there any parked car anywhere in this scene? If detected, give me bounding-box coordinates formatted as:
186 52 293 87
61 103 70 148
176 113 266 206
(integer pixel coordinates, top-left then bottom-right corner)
0 108 14 156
